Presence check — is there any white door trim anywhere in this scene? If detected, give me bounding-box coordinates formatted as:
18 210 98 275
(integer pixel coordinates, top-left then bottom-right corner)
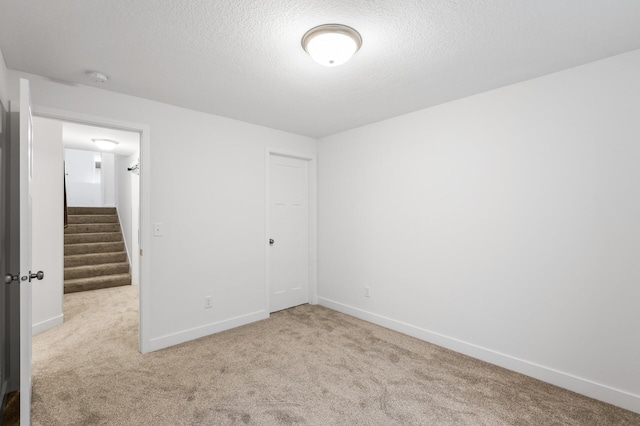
19 78 34 426
31 106 153 354
265 148 317 313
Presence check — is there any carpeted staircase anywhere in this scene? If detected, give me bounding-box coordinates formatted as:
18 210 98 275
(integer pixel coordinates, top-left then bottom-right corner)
64 207 131 293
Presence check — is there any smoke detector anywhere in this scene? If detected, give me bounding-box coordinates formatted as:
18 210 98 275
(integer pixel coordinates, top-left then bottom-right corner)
86 71 109 83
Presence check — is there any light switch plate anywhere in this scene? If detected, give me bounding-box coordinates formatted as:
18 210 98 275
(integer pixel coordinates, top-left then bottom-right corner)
153 223 163 237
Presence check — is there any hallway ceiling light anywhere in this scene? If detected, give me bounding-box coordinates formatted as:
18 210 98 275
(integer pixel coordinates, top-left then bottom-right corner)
86 71 109 83
92 138 119 151
302 24 362 67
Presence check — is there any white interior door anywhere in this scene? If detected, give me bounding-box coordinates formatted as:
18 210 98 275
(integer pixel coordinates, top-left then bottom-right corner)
268 154 309 312
19 78 34 425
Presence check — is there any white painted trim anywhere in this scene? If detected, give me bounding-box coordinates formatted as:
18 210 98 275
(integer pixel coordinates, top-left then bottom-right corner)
31 106 152 354
265 148 318 313
146 310 269 353
318 297 640 414
34 107 147 133
264 150 271 313
32 314 63 336
138 126 151 353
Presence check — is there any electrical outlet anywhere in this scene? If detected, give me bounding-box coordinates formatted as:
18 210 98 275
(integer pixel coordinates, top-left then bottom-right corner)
205 295 213 309
364 286 370 298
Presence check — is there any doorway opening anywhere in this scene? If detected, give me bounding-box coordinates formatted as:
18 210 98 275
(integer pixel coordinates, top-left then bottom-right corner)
28 107 150 353
30 117 141 339
61 121 141 294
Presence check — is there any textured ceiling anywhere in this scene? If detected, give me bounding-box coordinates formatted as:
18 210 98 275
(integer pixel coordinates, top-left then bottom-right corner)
1 1 640 138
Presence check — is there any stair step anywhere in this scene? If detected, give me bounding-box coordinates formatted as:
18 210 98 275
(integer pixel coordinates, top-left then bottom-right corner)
64 251 127 267
65 232 122 245
68 214 119 224
64 273 131 294
64 207 130 294
64 262 129 280
67 207 117 216
64 241 125 256
65 223 121 234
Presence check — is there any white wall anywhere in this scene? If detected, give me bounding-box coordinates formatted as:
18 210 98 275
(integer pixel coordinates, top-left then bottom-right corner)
0 48 8 109
65 148 102 206
8 70 317 353
32 117 64 334
318 49 640 413
101 152 115 207
116 152 140 285
65 148 116 207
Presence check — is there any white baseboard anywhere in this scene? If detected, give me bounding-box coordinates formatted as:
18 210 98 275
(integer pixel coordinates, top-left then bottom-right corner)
145 310 269 353
318 297 640 414
33 314 63 336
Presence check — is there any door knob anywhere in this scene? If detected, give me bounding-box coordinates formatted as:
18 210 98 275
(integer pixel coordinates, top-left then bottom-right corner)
269 239 274 246
4 274 19 285
4 271 44 284
29 271 45 282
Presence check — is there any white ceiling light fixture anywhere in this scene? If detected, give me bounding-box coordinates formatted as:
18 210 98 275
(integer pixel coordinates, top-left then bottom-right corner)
86 71 109 83
302 24 362 67
92 138 119 151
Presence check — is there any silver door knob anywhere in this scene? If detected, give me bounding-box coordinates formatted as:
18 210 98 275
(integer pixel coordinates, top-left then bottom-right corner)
29 271 44 282
4 274 18 284
269 239 274 246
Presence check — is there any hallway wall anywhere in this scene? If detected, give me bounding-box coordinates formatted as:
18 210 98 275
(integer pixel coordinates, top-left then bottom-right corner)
116 152 140 285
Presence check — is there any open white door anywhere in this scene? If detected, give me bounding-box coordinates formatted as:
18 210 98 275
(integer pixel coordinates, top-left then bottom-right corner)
19 78 34 425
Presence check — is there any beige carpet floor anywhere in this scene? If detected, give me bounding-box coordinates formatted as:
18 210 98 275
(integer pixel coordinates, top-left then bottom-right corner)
31 286 640 425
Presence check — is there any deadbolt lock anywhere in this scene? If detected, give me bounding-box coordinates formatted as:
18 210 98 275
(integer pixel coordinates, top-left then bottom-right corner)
29 271 45 282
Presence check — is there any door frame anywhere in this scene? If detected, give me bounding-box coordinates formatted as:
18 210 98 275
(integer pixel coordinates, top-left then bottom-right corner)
31 106 153 353
265 148 317 313
0 92 12 418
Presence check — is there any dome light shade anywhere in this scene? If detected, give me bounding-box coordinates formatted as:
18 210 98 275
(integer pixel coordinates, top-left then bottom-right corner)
302 24 362 67
92 138 119 151
86 71 109 83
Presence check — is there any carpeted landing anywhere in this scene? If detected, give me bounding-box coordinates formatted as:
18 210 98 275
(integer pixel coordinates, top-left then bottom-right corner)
32 287 640 425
